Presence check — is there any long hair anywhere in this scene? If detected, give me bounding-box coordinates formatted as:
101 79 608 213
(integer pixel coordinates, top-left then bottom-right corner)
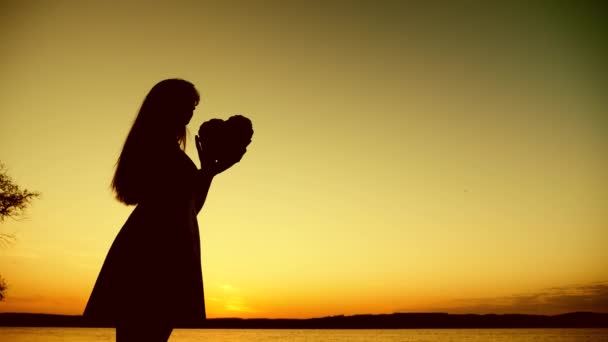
112 79 200 205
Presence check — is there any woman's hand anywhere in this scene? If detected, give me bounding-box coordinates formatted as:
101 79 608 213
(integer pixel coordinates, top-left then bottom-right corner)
196 135 244 175
212 151 244 175
195 135 214 171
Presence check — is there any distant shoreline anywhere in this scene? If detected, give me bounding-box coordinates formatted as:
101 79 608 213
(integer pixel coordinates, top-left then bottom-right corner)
1 312 607 329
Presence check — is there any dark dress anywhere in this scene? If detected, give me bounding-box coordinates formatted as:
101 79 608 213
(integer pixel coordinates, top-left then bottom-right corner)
84 144 207 326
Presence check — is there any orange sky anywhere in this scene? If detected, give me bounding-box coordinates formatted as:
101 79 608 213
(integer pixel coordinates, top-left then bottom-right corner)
1 1 606 318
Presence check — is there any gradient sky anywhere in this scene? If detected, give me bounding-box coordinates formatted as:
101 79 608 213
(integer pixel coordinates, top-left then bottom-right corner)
0 1 606 318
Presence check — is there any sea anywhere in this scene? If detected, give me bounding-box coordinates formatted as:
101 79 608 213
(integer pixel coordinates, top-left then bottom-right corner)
1 328 607 341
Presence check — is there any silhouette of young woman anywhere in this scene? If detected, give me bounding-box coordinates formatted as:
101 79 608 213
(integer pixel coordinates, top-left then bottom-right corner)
84 79 243 341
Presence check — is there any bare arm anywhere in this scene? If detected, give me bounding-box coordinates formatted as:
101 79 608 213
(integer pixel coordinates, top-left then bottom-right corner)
193 135 243 213
193 169 214 214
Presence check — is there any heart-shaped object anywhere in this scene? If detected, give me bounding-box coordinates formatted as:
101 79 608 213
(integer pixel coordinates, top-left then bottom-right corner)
198 115 253 161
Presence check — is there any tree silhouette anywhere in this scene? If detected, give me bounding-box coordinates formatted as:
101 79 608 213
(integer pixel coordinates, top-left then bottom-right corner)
0 161 40 301
1 162 40 222
0 275 6 301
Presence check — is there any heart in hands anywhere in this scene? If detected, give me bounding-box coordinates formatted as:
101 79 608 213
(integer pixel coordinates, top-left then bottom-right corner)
197 114 253 174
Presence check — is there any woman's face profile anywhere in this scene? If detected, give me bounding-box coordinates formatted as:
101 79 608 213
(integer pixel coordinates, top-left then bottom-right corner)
185 104 195 125
178 102 196 126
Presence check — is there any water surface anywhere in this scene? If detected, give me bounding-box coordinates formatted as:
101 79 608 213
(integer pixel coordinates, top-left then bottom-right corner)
1 327 607 341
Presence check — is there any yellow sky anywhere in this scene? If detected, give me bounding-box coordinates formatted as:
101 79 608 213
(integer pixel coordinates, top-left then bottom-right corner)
1 1 606 318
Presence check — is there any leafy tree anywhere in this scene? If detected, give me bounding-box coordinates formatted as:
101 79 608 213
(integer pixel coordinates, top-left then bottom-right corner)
0 275 6 301
0 162 40 301
1 162 40 222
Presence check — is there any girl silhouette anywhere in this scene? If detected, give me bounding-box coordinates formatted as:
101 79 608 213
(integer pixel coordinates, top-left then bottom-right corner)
84 79 242 341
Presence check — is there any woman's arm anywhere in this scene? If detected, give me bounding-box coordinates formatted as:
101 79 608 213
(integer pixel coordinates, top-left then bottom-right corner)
193 134 244 213
193 169 214 214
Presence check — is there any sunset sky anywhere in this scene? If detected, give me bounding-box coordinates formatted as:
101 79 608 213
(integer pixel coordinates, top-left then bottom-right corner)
0 1 606 318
